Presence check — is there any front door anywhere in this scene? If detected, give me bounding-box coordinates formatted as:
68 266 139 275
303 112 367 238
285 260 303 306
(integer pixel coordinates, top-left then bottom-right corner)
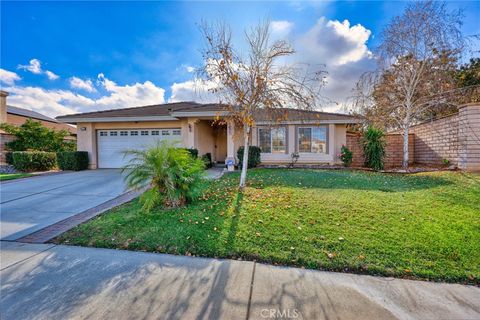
215 125 227 163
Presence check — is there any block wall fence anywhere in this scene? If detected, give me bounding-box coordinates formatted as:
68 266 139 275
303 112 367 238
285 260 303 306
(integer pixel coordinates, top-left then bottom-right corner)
346 103 480 171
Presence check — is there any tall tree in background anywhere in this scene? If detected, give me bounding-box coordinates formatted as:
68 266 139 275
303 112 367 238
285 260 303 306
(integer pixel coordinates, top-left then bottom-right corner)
354 1 465 170
199 21 325 187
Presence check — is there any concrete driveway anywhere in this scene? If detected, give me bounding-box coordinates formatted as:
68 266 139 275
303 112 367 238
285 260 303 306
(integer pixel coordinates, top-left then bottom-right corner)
1 242 479 320
0 170 127 241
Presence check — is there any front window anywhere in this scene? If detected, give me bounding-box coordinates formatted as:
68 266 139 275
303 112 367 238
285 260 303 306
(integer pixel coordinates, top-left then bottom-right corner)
298 126 327 153
258 127 286 153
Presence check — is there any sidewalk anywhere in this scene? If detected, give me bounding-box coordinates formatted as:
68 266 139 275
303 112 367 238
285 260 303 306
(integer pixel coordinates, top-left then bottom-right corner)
1 241 479 320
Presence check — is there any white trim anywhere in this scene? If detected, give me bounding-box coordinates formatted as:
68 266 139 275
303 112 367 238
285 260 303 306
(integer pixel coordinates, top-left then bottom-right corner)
297 125 328 154
170 111 229 117
256 119 359 125
258 126 287 154
57 116 179 123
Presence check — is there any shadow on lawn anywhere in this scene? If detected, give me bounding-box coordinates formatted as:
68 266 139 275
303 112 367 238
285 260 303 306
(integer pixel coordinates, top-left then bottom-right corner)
229 168 454 192
225 191 243 254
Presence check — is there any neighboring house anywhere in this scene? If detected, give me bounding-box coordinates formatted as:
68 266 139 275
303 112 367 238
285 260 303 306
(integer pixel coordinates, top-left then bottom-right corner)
56 102 359 169
0 90 77 164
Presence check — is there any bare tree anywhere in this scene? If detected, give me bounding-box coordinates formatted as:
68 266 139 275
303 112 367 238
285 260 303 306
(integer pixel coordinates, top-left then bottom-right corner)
199 21 325 188
353 1 465 170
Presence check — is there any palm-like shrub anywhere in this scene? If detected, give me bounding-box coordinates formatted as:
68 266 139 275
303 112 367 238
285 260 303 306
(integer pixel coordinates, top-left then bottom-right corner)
122 141 205 211
363 126 386 171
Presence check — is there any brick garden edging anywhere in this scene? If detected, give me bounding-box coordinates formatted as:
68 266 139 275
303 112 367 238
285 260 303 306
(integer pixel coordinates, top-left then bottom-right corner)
17 189 141 244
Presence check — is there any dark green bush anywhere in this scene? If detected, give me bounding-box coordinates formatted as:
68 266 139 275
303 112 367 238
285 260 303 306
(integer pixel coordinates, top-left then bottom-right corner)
57 151 89 171
5 152 13 165
237 146 262 168
201 153 212 168
339 145 353 167
363 127 386 171
12 151 57 172
184 148 198 159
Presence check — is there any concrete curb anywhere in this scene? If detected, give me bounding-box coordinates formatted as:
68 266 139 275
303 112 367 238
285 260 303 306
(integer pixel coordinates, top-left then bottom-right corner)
16 189 140 244
0 170 71 185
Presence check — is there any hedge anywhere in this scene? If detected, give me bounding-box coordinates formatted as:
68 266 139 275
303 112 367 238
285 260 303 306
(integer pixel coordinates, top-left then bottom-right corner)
12 151 57 172
57 151 89 171
237 146 262 168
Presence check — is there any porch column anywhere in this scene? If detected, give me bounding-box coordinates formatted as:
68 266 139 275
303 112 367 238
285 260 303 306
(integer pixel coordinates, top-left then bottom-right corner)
226 120 235 171
187 118 199 149
328 123 335 164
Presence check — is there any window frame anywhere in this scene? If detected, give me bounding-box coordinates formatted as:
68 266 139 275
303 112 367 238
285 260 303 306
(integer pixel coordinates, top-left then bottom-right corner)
297 125 328 154
257 126 287 154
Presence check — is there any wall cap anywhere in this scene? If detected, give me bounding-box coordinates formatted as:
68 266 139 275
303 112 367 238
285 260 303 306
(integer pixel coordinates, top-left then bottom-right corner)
459 102 480 109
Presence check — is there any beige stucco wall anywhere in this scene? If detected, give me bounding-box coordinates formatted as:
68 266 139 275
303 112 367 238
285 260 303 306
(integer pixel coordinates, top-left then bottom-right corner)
76 119 350 168
249 124 346 165
195 120 216 160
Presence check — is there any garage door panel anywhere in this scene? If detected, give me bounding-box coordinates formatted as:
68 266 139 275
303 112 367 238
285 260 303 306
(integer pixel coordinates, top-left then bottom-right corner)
97 129 182 168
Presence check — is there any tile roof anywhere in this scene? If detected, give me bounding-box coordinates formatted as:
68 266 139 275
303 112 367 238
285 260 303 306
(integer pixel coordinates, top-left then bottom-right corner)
7 105 59 123
56 102 358 123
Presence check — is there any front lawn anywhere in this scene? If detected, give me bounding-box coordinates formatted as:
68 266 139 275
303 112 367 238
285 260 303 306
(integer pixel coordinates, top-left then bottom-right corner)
55 169 480 284
0 173 34 181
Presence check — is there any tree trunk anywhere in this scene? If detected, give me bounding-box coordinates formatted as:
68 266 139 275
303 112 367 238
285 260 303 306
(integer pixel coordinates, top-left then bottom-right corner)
402 125 409 170
239 124 251 189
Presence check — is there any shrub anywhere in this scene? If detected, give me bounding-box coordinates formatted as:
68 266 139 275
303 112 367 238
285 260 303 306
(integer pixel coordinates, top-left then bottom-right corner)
57 151 89 171
185 148 198 159
288 152 300 168
201 153 213 168
123 141 205 211
363 127 386 171
12 151 57 172
237 146 262 168
0 119 74 152
339 145 353 167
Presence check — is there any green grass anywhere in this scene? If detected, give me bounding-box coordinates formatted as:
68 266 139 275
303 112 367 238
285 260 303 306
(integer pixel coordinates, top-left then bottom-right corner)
55 169 480 284
0 173 33 181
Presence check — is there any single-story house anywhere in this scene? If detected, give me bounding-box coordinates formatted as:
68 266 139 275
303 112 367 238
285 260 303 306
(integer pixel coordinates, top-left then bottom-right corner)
56 102 359 169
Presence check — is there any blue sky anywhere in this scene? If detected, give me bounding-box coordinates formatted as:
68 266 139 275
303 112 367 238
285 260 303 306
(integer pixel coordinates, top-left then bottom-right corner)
1 1 479 117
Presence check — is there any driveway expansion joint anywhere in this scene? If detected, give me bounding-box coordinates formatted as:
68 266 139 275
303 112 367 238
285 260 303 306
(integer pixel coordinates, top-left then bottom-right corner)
16 189 140 244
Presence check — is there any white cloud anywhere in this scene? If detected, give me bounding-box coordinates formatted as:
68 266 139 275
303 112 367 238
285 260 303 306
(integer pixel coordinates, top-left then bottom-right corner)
18 59 42 74
271 20 294 36
3 74 166 117
17 58 60 80
4 86 90 117
45 70 60 80
186 66 195 73
295 17 375 110
169 79 218 103
0 69 21 85
95 73 166 109
69 77 96 92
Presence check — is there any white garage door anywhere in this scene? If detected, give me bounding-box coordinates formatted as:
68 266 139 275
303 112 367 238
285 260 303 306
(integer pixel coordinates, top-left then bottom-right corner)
97 128 182 168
